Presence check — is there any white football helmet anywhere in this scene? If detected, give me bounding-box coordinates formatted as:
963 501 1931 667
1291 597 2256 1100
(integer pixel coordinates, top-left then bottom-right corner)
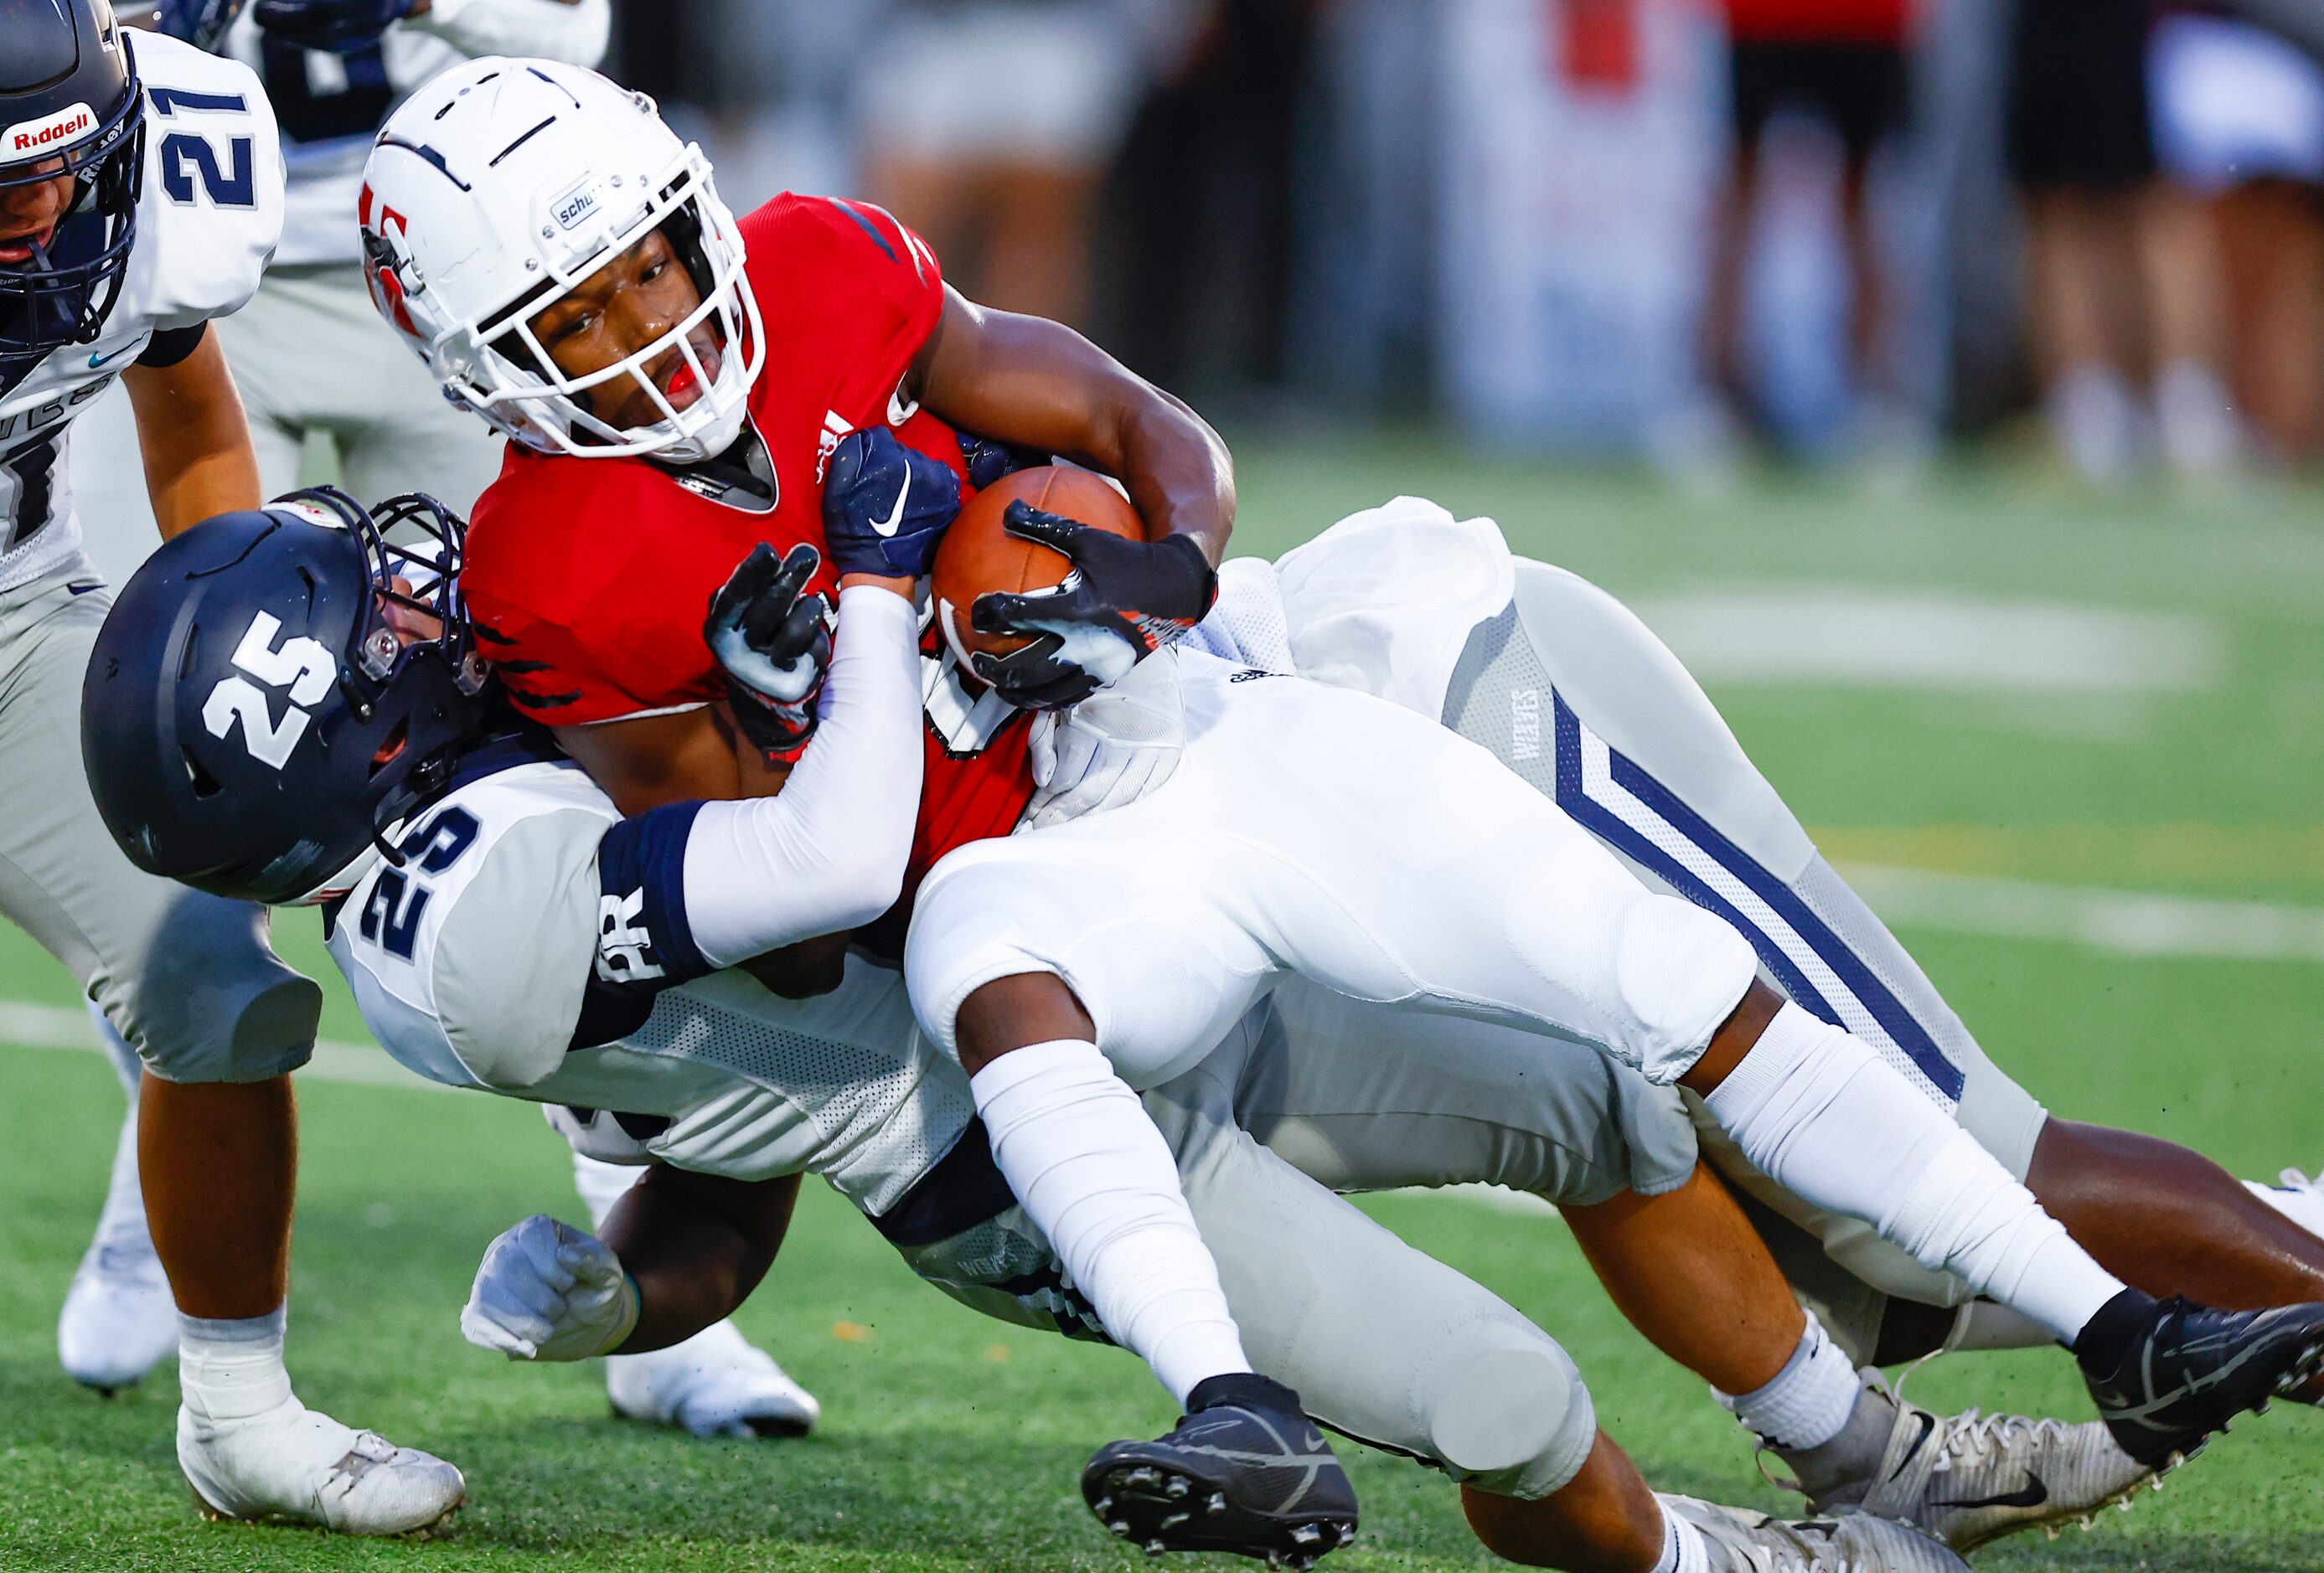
359 57 764 464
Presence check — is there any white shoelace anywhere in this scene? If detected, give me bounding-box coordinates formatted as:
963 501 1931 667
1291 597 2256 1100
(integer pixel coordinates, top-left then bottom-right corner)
1927 1409 2077 1474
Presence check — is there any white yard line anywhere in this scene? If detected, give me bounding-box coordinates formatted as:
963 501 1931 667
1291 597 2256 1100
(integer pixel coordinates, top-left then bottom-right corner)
0 1000 443 1091
1838 863 2324 963
3 864 2316 1111
1633 585 2222 694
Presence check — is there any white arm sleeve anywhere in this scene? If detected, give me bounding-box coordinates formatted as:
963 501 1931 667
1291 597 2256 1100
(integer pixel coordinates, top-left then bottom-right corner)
680 585 926 967
405 0 611 65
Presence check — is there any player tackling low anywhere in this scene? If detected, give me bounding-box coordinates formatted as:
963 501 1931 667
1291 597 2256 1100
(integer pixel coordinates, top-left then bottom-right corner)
84 482 2140 1573
345 56 2324 1559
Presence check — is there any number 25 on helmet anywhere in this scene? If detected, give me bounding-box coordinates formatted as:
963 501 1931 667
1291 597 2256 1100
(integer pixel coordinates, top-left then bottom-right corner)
81 489 491 907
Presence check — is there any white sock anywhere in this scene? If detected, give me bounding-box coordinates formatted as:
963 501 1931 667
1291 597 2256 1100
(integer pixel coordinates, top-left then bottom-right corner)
1714 1313 1859 1450
1655 1499 1712 1573
178 1306 293 1423
1705 1004 2123 1344
970 1039 1251 1405
569 1151 643 1231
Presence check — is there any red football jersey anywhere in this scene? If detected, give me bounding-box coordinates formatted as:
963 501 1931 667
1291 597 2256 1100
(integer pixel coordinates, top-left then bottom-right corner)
462 193 1035 916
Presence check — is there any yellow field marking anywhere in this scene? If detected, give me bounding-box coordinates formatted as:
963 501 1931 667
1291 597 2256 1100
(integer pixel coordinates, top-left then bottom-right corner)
1810 824 2324 894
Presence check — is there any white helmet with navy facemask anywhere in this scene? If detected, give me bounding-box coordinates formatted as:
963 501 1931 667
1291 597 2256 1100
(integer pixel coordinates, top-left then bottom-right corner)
359 56 762 464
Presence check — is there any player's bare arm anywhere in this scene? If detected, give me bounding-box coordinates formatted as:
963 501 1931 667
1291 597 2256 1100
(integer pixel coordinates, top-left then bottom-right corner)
912 288 1229 706
557 705 788 817
596 1168 798 1354
122 327 261 539
912 287 1233 565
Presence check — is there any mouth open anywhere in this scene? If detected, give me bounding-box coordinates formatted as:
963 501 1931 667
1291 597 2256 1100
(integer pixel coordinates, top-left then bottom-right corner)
653 334 723 413
0 224 57 266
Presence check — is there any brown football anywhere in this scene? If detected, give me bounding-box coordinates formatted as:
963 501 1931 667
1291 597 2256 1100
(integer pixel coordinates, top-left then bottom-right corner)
932 465 1144 671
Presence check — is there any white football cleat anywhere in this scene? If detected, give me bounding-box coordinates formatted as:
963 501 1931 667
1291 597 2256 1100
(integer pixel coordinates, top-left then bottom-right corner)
180 1397 465 1535
1810 1380 2155 1553
57 1215 176 1394
605 1318 820 1439
1660 1494 1969 1572
2249 1168 2324 1240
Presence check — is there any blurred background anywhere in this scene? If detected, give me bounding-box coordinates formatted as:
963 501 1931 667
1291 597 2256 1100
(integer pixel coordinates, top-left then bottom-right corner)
598 0 2324 487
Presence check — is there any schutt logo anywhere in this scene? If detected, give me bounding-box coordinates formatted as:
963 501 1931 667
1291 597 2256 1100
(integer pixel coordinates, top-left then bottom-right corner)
9 104 93 154
551 180 599 232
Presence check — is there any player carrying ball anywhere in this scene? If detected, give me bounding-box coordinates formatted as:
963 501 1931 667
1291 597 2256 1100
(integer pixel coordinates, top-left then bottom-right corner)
348 58 2324 1562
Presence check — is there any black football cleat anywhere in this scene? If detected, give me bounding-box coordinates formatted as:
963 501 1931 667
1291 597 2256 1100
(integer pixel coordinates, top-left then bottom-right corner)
2076 1289 2324 1467
1082 1374 1358 1567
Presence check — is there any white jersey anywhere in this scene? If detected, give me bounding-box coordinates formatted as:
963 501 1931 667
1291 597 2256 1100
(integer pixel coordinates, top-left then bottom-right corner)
0 32 281 593
222 1 609 266
323 740 976 1220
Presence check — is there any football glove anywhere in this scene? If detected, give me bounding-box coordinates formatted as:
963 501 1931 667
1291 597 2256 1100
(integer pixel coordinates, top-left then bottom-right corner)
705 543 831 766
956 428 1048 491
1025 644 1185 828
251 0 415 52
821 427 962 579
970 503 1218 709
462 1215 639 1363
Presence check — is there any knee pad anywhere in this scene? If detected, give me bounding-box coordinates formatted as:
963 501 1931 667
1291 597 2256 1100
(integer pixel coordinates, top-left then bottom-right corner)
1605 894 1759 1082
907 850 1254 1088
106 893 320 1084
1425 1333 1598 1501
1501 868 1758 1085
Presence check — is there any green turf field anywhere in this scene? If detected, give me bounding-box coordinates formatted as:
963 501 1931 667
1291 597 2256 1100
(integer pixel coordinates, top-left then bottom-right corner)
3 445 2320 1570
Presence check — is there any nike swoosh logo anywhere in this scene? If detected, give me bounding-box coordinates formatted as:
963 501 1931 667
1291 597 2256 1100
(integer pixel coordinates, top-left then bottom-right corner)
875 467 909 538
87 343 138 369
1933 1474 2050 1512
1889 1411 1936 1480
65 580 102 596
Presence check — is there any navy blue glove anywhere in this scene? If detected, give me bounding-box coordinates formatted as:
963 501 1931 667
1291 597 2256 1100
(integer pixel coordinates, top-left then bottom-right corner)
821 427 963 579
704 544 831 766
955 429 1048 492
252 0 413 52
969 503 1218 710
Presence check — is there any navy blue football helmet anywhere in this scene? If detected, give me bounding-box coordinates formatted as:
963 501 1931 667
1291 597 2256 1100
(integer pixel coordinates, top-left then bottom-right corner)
151 0 252 49
0 0 147 374
83 487 492 905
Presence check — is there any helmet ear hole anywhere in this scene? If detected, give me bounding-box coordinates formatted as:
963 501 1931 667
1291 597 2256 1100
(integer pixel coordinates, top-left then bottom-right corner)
182 749 223 799
369 719 410 775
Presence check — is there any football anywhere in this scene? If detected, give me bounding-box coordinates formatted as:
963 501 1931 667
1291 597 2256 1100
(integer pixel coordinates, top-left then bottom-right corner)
932 465 1144 670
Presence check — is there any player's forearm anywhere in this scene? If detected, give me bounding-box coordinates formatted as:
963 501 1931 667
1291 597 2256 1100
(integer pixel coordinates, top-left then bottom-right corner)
1109 384 1235 566
917 293 1234 565
123 333 262 539
557 707 789 817
599 1168 796 1354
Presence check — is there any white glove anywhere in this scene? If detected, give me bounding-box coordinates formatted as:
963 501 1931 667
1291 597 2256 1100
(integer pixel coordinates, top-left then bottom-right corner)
461 1215 640 1363
1024 644 1185 830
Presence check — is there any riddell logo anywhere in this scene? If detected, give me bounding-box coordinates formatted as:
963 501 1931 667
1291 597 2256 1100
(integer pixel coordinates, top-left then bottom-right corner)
6 103 95 156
